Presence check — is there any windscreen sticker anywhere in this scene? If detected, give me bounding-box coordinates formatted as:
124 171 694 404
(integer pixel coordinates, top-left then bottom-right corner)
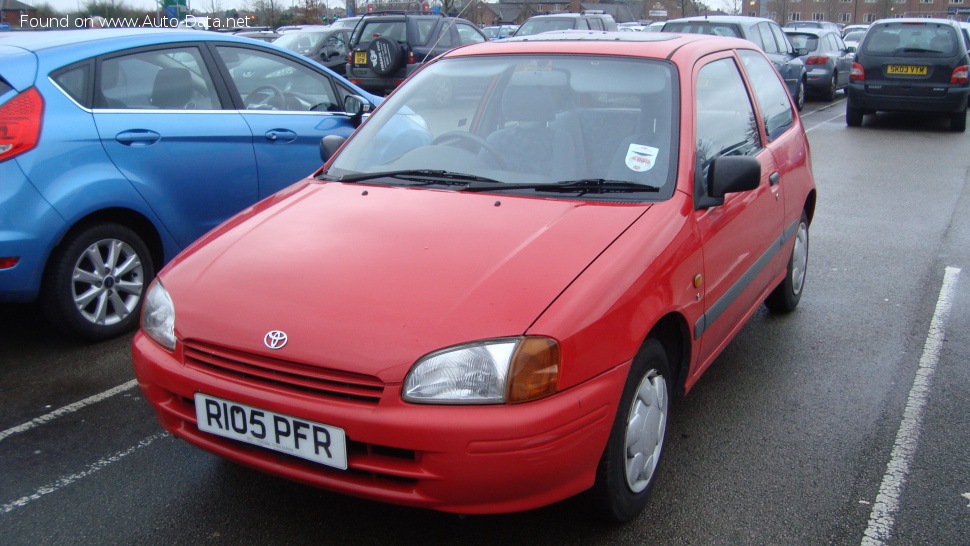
625 144 659 172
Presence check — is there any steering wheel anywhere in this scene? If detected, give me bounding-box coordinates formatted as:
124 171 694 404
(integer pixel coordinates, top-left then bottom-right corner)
245 85 286 110
431 131 509 170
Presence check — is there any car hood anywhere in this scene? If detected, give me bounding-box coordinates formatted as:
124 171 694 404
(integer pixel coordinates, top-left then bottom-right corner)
162 182 648 383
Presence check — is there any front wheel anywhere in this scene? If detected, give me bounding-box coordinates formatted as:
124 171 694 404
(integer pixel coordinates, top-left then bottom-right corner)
41 223 155 340
591 338 671 522
766 211 809 314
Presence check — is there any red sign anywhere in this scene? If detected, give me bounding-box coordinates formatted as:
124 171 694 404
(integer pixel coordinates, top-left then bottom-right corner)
367 4 374 12
422 2 429 11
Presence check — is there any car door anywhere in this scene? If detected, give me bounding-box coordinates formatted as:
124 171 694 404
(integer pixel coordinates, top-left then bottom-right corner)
830 34 853 86
211 44 360 198
91 44 259 248
691 54 785 373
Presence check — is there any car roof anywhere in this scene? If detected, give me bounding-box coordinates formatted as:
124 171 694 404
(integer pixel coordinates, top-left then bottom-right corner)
783 28 834 37
443 30 756 60
665 15 769 27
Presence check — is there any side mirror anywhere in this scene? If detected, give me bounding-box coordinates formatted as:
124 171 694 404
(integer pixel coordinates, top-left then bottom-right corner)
319 134 346 164
796 47 810 57
694 155 761 209
708 155 761 198
343 94 372 127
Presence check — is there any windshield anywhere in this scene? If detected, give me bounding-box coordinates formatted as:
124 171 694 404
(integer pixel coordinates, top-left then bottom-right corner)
516 19 577 36
327 55 678 200
274 32 326 55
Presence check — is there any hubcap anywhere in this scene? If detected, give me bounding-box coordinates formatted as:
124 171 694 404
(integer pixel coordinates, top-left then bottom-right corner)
623 369 668 493
791 221 808 295
71 239 144 326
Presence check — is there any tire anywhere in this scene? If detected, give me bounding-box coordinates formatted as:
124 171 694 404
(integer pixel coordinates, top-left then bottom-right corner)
41 223 155 341
592 338 671 523
846 101 864 127
950 107 966 132
366 37 402 77
795 79 805 111
766 211 809 314
822 73 837 102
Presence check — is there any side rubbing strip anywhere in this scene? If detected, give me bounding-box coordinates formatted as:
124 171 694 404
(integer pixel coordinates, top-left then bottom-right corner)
694 219 799 340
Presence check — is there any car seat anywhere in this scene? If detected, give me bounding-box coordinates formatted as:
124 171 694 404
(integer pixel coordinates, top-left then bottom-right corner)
151 67 194 109
484 71 577 180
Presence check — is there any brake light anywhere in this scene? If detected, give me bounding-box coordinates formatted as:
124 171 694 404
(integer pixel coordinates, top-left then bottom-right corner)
951 65 968 84
851 62 865 81
0 87 44 163
806 56 829 65
408 50 415 64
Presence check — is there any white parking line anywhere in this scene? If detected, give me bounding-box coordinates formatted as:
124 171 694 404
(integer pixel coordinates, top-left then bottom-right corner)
0 432 168 515
805 112 847 133
861 266 962 545
0 379 138 443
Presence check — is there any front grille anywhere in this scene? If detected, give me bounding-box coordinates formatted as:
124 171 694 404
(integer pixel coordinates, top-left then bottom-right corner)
183 340 385 404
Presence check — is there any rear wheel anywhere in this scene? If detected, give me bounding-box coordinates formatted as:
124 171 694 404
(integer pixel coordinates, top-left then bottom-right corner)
950 107 967 132
795 79 805 111
822 72 838 102
41 223 154 340
846 102 864 127
766 211 809 314
592 339 671 522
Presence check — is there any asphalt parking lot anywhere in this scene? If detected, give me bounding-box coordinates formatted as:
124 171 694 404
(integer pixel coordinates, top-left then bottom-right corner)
2 95 970 544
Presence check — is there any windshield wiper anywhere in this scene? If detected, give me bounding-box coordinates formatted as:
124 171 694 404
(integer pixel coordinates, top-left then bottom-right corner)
320 170 503 185
460 179 661 194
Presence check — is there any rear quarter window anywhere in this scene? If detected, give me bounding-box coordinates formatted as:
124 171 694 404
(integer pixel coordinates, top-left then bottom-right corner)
51 64 91 107
0 77 12 98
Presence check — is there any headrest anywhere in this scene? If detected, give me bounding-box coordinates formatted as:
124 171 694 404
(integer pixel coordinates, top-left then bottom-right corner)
152 68 194 109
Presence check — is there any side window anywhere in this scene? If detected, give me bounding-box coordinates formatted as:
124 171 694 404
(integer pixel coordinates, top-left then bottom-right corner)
577 19 590 30
435 24 456 48
456 23 486 45
695 58 761 176
98 47 220 110
770 24 793 54
323 34 349 58
746 25 765 49
758 23 779 54
217 47 338 112
52 64 91 107
739 50 794 142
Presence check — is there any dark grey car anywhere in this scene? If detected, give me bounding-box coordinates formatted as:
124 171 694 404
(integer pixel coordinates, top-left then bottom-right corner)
785 28 853 101
663 15 807 110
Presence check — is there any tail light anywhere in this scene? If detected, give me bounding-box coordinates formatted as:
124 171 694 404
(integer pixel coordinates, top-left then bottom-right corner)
0 257 20 270
951 65 968 84
0 87 44 163
851 62 865 81
806 56 829 65
407 50 415 64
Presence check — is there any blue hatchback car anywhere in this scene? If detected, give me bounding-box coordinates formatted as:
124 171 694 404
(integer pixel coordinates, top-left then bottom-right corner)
0 29 380 339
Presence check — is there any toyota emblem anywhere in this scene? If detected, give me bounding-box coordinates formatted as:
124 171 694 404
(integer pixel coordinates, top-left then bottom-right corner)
264 330 288 350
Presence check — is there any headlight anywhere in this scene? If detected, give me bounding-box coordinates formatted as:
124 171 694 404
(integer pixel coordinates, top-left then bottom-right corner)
141 280 175 351
403 337 560 405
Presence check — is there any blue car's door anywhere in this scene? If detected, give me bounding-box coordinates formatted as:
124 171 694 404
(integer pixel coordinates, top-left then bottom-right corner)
211 45 359 198
91 45 258 248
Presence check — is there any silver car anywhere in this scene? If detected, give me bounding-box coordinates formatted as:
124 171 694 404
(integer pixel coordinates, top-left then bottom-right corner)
785 28 854 101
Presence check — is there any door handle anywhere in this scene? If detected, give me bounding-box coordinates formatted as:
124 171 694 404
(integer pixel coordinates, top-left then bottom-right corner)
265 129 297 143
769 172 780 186
115 130 160 147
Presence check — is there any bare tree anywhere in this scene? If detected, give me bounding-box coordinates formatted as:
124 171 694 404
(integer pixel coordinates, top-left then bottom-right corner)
294 0 321 24
766 0 794 24
249 0 286 27
200 0 224 16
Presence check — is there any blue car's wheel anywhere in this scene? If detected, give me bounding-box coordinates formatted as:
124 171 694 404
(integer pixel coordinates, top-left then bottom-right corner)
42 223 155 340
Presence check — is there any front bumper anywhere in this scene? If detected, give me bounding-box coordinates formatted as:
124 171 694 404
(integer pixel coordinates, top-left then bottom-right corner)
847 82 970 114
132 332 628 514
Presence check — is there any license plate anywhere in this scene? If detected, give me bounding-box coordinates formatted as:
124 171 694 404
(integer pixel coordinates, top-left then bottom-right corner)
887 65 927 76
354 51 367 65
195 393 347 470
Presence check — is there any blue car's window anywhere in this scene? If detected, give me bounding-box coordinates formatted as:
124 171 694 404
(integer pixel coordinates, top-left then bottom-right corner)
739 50 794 142
217 46 339 112
695 57 761 177
99 47 220 110
52 65 90 106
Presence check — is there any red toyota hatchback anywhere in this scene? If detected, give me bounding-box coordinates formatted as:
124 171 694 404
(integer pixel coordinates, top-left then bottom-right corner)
133 31 817 522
